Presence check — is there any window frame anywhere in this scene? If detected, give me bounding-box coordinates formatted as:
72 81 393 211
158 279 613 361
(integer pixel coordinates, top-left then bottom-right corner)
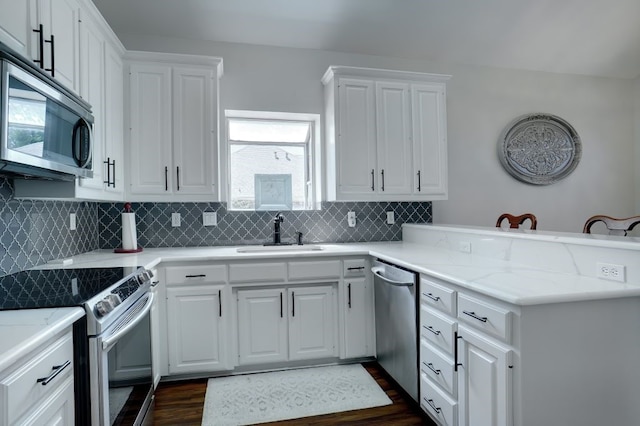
223 110 322 211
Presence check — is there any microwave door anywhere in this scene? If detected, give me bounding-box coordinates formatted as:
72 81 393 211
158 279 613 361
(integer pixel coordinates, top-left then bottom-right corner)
6 75 47 161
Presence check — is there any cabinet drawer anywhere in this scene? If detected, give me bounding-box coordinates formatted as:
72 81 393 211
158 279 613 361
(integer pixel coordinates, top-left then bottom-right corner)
166 264 227 285
420 306 456 355
0 332 73 425
229 262 287 283
420 277 456 316
343 259 367 277
458 293 511 342
289 260 341 281
420 341 455 397
420 375 457 426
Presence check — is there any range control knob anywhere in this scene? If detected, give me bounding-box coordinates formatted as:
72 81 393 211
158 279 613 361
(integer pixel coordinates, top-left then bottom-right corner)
105 293 122 308
95 299 113 317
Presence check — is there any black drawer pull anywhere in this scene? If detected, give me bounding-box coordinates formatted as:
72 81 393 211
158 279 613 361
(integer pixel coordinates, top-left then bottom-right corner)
347 266 365 271
423 325 441 336
425 398 442 414
463 310 488 323
185 274 206 278
425 362 441 375
424 292 440 302
37 360 71 386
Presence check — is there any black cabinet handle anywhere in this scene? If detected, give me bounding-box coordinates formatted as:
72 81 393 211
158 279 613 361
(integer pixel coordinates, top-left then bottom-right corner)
218 290 222 317
111 160 116 187
185 274 206 278
425 398 442 414
37 360 70 386
423 325 440 336
454 331 463 372
417 170 421 192
291 291 295 317
463 310 488 323
347 283 352 308
45 34 54 76
425 362 441 375
371 169 375 191
176 166 180 191
424 292 440 302
280 292 283 318
33 24 44 68
381 169 385 191
103 157 111 185
347 266 365 271
164 166 168 191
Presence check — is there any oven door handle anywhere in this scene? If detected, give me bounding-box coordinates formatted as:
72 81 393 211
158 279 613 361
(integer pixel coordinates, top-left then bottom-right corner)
102 292 154 351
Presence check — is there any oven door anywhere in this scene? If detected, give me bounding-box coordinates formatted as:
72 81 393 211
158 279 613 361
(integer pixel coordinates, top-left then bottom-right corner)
89 292 154 426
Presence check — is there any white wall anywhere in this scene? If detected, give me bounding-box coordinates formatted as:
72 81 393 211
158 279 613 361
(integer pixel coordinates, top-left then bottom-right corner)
119 34 636 233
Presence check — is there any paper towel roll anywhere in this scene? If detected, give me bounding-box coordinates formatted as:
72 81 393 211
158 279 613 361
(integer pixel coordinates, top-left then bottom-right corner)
122 212 138 250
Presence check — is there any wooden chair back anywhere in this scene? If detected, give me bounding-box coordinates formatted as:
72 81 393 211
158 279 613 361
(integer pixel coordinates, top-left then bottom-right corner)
496 213 537 230
582 215 640 236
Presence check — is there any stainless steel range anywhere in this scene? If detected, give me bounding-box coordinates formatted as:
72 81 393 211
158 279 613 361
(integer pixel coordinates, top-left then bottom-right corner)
0 266 155 425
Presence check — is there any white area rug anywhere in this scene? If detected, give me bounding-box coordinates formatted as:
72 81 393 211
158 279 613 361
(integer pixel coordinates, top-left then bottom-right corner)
201 364 392 425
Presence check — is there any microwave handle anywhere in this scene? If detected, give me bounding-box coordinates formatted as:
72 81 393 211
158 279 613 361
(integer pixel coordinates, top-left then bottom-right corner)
72 118 93 169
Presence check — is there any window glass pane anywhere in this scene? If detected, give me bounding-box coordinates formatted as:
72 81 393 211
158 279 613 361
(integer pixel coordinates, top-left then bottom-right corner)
229 120 309 143
230 144 306 210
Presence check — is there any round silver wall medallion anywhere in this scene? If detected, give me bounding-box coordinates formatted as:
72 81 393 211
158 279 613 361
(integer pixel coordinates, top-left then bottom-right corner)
498 113 581 185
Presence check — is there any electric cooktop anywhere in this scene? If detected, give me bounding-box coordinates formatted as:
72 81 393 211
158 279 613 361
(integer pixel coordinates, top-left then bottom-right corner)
0 267 143 311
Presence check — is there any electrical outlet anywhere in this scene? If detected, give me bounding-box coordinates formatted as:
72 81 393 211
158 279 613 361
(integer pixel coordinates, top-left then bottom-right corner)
597 262 626 282
386 211 395 224
203 212 217 226
459 241 471 253
69 213 76 231
171 213 181 227
347 211 356 227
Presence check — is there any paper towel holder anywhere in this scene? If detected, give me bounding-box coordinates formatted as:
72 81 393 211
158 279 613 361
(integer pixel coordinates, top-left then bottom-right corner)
114 202 143 253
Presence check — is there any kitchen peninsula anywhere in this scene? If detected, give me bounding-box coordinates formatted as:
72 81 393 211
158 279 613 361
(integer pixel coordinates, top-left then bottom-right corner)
2 224 639 426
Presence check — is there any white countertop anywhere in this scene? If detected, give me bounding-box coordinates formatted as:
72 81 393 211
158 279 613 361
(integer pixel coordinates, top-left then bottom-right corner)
0 307 84 372
35 236 640 306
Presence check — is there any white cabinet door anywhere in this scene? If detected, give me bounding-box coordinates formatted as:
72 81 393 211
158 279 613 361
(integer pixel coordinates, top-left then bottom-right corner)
342 277 374 359
129 63 173 195
77 13 104 191
375 81 413 195
336 78 377 197
411 83 447 199
166 285 228 374
172 67 216 196
457 324 512 426
19 376 75 426
288 286 337 361
0 0 34 56
37 0 80 93
103 41 124 196
237 288 288 365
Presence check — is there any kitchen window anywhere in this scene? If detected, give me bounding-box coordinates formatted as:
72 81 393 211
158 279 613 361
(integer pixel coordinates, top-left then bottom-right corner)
224 111 321 211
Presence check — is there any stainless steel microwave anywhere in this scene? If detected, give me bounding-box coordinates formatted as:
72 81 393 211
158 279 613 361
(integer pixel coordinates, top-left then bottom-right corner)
0 46 94 181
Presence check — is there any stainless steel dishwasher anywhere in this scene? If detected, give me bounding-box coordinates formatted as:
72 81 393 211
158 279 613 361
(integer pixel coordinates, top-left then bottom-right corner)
371 258 418 401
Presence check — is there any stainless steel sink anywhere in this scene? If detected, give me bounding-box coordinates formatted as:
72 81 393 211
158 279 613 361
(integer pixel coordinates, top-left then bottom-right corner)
236 245 324 253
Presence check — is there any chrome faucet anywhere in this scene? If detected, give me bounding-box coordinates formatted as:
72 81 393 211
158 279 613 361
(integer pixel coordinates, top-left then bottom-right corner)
273 212 285 244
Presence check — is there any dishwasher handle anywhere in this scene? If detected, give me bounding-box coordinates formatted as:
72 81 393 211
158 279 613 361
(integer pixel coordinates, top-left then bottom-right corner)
371 266 414 287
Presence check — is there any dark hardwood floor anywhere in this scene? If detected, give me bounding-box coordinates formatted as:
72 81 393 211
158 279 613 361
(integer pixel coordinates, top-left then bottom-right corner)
151 362 436 425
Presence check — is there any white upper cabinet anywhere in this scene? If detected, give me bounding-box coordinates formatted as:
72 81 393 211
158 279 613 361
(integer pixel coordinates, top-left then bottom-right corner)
0 0 80 93
323 66 450 201
126 52 222 201
0 0 34 56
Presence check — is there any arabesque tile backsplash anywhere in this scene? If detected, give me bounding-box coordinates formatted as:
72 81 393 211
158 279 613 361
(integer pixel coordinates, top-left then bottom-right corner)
0 177 432 276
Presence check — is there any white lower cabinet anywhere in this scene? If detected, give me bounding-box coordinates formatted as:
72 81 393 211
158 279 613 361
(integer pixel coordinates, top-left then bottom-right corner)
420 274 512 426
166 284 228 374
237 288 288 365
456 325 511 426
236 284 338 366
0 330 75 426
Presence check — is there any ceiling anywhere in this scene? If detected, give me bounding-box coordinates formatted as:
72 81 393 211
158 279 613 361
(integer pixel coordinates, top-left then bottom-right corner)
91 0 640 79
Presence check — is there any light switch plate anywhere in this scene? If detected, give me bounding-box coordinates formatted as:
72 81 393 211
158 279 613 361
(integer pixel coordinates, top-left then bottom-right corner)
171 213 181 227
347 211 356 227
386 211 395 224
203 211 217 226
69 213 76 231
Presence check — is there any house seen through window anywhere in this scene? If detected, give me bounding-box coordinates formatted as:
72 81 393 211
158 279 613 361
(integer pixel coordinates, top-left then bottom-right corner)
226 112 320 211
